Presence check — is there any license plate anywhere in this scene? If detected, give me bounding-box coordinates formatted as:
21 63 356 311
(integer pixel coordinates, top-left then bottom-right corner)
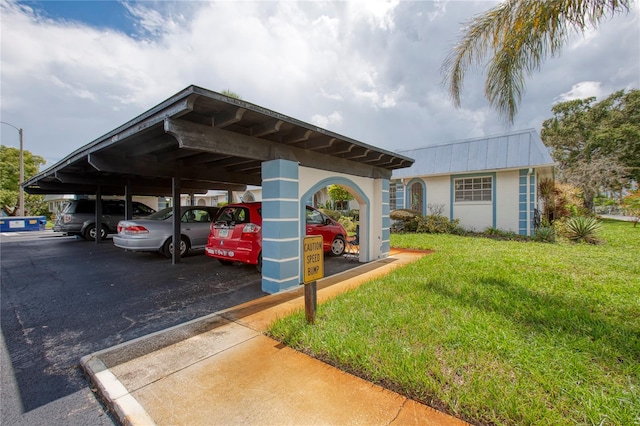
219 228 228 237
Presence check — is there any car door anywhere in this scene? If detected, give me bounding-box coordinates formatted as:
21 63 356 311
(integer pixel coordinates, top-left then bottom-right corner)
103 201 125 231
305 206 332 251
181 208 213 248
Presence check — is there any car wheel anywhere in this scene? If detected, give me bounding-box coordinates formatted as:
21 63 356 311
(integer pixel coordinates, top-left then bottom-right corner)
218 259 233 266
256 252 262 273
85 224 108 241
163 236 189 258
330 236 345 256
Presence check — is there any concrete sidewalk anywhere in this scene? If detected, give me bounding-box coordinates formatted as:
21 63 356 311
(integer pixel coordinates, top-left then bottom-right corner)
81 250 469 426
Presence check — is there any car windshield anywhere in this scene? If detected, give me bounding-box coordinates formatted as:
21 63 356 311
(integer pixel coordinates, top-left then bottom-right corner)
144 207 175 221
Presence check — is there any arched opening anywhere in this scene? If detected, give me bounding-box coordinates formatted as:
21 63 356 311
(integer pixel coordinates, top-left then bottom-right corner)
408 179 426 214
241 191 255 202
300 177 370 263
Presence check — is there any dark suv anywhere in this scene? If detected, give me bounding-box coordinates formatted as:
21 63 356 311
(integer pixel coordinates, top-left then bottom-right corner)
53 199 155 241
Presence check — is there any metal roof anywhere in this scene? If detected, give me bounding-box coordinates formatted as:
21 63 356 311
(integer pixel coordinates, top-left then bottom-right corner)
24 85 414 196
391 128 554 179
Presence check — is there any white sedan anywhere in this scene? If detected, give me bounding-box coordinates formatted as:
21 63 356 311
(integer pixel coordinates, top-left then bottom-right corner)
113 206 220 258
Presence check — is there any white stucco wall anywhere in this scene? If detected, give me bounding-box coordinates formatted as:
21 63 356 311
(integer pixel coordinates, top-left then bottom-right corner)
495 170 520 233
422 176 449 213
456 202 493 232
299 166 386 261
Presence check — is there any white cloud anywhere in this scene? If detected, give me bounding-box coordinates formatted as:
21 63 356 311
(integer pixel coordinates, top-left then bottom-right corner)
426 0 449 22
121 1 184 39
348 0 399 31
555 81 606 102
0 0 638 167
311 111 343 128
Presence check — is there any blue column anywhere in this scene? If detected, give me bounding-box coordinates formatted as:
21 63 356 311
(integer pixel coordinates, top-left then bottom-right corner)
261 160 300 293
381 179 390 256
518 169 535 236
397 182 405 209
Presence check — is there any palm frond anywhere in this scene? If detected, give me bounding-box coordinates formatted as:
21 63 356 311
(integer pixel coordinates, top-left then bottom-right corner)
441 0 631 123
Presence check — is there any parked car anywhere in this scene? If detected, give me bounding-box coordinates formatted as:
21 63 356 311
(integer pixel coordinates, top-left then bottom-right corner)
113 206 220 258
53 199 156 241
205 202 348 271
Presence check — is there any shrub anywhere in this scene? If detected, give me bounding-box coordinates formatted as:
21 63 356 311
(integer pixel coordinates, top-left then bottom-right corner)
390 209 422 233
319 208 341 221
483 227 502 236
562 216 602 244
533 226 555 243
621 189 640 227
427 203 445 216
416 215 461 234
347 209 360 221
482 227 522 240
390 220 405 233
338 216 357 234
390 209 421 221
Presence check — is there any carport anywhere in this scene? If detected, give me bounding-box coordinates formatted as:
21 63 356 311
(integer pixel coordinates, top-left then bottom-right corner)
24 85 414 293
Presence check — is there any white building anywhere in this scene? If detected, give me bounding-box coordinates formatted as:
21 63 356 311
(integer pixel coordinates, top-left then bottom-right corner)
391 129 555 236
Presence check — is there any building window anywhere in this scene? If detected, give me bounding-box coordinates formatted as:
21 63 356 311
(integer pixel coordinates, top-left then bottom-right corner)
389 183 397 210
454 177 492 202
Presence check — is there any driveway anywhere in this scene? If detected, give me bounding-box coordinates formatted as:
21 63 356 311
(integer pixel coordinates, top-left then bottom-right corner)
1 230 359 424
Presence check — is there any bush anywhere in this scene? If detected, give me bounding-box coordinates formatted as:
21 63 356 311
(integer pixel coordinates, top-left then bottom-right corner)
416 215 461 234
338 216 357 234
390 209 422 233
482 227 521 240
319 208 341 221
347 209 360 221
390 209 421 221
562 216 602 244
533 226 556 243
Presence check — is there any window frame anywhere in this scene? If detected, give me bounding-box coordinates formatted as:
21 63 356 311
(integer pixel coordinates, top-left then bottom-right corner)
389 183 397 210
454 176 493 202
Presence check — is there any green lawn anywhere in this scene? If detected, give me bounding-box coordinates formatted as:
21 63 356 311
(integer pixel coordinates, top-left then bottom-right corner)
269 220 640 425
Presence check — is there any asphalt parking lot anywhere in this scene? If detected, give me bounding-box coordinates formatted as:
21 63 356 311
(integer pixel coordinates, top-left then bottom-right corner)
0 230 359 424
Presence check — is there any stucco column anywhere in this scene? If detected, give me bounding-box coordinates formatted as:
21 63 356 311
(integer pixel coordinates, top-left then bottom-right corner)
381 178 391 256
261 159 301 293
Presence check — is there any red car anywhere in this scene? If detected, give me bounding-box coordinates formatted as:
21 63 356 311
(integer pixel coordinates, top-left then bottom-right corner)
205 202 348 271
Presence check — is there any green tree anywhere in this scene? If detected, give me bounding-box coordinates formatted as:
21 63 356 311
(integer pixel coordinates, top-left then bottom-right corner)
541 89 640 209
327 184 353 211
621 189 640 227
441 0 631 123
0 146 46 216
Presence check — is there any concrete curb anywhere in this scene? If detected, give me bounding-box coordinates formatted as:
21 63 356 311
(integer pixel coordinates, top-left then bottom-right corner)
81 354 156 426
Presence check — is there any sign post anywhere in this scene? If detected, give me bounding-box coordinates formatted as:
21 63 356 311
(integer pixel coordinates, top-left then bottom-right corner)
302 235 324 324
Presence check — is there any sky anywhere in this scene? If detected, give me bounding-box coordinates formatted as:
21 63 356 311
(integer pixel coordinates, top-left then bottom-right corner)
1 0 639 169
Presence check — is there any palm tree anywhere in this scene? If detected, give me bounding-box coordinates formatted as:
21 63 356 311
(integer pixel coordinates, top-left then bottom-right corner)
441 0 631 123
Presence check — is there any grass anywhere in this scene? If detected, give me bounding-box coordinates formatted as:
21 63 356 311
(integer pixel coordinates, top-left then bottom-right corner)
269 220 640 425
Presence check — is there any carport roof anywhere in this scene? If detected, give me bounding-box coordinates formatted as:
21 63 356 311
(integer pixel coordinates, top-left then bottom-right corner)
24 85 414 196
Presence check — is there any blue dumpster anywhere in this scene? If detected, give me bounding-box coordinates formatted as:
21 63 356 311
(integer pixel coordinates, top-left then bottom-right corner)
0 216 47 232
